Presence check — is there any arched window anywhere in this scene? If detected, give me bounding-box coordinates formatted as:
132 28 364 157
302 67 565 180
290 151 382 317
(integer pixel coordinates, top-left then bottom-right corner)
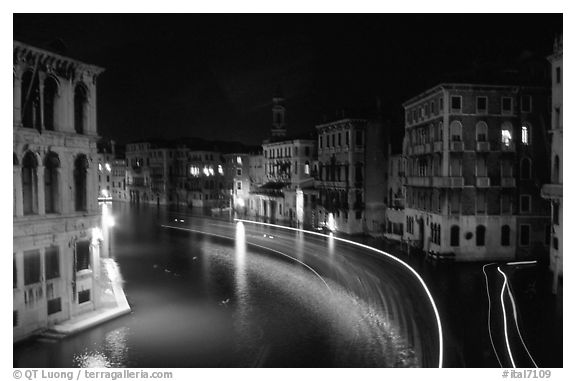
22 152 38 215
520 157 532 179
476 121 488 142
521 124 530 145
450 225 459 246
43 77 59 131
74 155 89 211
501 122 513 147
476 225 486 246
553 155 560 183
74 84 88 134
450 121 462 141
44 152 60 214
21 71 41 130
501 225 510 246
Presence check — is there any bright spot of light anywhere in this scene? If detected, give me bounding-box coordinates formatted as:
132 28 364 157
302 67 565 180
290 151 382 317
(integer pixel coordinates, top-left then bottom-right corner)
237 198 245 208
327 213 336 231
203 167 210 176
98 163 103 172
208 166 214 176
106 215 115 227
105 163 112 172
179 219 184 223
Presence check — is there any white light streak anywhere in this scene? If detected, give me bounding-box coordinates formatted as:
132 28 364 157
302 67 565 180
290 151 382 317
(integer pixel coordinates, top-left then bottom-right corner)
233 218 444 368
497 266 516 368
482 263 503 367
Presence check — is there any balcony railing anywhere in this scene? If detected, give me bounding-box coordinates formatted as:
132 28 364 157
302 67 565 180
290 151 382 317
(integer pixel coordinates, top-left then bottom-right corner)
433 176 464 188
433 141 443 152
501 142 516 152
476 177 490 187
541 183 562 199
450 141 464 152
406 176 432 187
501 177 516 187
476 141 490 152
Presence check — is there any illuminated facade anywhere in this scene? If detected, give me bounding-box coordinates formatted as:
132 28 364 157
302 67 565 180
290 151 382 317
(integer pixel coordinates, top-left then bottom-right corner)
542 35 563 291
97 140 127 202
13 41 109 341
403 83 550 261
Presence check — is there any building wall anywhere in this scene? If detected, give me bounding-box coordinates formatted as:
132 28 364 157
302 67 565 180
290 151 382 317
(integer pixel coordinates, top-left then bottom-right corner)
13 41 105 341
315 119 368 234
402 83 550 261
543 36 563 278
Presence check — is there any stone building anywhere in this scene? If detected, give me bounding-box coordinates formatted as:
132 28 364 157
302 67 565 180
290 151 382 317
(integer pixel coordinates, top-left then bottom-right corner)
402 83 550 261
252 137 316 226
542 35 563 292
315 118 388 235
97 140 127 202
224 153 251 215
13 41 114 341
384 153 406 241
185 150 228 210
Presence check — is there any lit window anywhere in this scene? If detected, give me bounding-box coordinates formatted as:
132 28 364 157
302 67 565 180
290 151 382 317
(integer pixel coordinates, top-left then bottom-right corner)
203 167 210 176
304 161 310 175
501 129 512 147
98 163 103 172
237 156 242 165
105 163 111 172
521 125 529 145
218 165 223 175
208 166 214 176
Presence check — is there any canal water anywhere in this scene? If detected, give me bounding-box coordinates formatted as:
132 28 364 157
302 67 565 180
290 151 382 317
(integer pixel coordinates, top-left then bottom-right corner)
14 202 418 367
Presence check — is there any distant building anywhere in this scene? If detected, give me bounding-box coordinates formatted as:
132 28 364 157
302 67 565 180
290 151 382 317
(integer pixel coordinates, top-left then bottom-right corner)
384 153 406 241
315 118 388 235
97 140 127 202
224 153 251 215
542 35 563 292
125 141 156 204
13 41 114 341
403 83 550 261
184 150 228 210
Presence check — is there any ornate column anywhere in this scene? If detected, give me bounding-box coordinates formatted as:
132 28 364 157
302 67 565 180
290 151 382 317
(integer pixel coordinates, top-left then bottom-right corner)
13 165 23 217
38 71 46 132
13 66 23 127
37 163 46 216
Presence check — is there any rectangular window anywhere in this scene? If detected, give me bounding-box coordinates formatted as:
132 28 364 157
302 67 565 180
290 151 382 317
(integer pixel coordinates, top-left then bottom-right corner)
78 289 91 304
332 134 335 147
47 297 62 315
556 66 561 84
520 195 531 213
236 168 242 176
476 96 488 113
356 130 363 146
24 250 41 285
13 254 17 288
45 246 60 280
553 202 559 225
502 97 513 114
338 133 341 146
553 237 559 250
439 97 444 111
236 181 242 190
76 241 90 272
477 191 486 214
521 95 532 112
519 224 530 246
451 96 462 112
305 146 310 156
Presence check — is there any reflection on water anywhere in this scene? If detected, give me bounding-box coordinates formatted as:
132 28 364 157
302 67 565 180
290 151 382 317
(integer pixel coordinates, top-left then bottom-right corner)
14 202 429 368
74 327 129 367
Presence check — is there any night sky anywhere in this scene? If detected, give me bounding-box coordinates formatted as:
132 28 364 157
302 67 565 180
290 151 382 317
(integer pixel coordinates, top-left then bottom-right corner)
13 14 562 146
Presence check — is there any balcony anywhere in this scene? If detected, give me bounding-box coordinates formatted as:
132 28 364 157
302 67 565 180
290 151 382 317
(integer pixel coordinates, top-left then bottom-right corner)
433 176 464 188
476 141 490 152
501 142 516 152
406 176 432 187
450 141 464 152
541 183 562 199
413 145 425 155
433 141 443 152
476 177 490 188
501 177 516 187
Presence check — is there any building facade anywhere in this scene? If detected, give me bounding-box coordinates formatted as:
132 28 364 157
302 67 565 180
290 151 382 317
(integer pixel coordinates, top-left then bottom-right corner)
315 118 388 235
542 35 563 291
13 41 109 341
97 140 127 202
403 83 550 261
